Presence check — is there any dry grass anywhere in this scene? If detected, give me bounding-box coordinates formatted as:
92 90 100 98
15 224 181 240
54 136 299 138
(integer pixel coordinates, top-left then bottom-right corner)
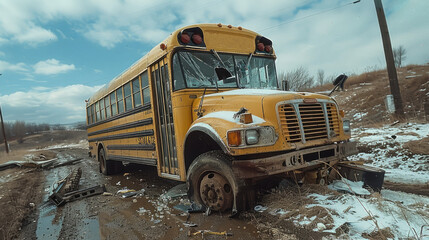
403 137 429 155
361 227 394 240
308 64 429 127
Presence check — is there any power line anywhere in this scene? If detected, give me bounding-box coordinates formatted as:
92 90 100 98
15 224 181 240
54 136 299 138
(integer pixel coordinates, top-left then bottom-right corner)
258 0 362 33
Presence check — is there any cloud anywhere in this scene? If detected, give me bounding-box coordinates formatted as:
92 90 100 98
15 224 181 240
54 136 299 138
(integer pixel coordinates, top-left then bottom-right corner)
0 84 104 124
13 24 57 45
33 59 75 75
0 60 28 72
0 0 428 79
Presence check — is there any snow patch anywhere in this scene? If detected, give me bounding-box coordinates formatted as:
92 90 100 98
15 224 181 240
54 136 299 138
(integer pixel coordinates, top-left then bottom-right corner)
201 111 266 125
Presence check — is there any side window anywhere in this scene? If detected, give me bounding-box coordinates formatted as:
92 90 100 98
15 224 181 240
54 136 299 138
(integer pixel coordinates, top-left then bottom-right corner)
100 99 105 120
141 71 150 104
86 107 91 124
132 78 142 107
110 92 117 116
124 82 132 111
117 87 124 114
95 101 100 122
105 96 111 118
91 104 95 124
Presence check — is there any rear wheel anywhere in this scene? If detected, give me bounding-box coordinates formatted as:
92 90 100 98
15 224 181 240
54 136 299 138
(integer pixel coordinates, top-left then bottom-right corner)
187 151 238 212
99 148 122 175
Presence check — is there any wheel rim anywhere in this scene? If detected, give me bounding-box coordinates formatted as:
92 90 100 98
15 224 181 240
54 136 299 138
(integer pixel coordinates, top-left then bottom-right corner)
199 172 233 211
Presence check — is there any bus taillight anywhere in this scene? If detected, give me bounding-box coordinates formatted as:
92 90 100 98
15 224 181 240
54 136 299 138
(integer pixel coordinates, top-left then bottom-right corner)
178 27 205 47
180 33 191 44
192 34 202 45
255 36 273 54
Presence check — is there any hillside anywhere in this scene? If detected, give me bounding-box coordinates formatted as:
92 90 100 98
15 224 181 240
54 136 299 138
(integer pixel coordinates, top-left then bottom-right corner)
310 64 429 126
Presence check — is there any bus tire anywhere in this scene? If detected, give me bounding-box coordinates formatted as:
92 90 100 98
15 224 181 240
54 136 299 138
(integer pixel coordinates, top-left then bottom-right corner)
99 148 122 175
187 151 239 213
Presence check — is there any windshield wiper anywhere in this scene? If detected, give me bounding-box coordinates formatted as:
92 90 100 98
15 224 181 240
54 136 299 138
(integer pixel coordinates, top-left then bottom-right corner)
210 49 227 69
246 53 253 68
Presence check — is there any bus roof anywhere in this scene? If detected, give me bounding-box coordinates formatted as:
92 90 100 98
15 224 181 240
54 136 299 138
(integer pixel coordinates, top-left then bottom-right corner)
87 24 263 106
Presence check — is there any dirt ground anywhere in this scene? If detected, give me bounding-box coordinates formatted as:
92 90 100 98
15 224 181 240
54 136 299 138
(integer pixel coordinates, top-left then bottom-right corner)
1 131 308 240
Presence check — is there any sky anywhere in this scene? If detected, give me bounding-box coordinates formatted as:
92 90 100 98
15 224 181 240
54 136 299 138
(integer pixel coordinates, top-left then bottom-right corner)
0 0 428 124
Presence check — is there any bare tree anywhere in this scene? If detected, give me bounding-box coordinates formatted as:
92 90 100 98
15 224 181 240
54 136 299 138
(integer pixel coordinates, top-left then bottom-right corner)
317 69 325 86
278 66 314 91
393 45 407 68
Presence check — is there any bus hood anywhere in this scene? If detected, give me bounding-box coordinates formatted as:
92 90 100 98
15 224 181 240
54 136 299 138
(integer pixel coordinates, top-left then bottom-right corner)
193 89 333 123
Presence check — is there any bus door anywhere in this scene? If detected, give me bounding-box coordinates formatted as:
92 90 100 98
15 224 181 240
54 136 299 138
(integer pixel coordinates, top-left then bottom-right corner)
150 58 179 179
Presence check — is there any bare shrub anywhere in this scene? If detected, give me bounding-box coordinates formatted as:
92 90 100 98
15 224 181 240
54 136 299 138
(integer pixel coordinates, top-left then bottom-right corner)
393 45 407 68
278 66 315 91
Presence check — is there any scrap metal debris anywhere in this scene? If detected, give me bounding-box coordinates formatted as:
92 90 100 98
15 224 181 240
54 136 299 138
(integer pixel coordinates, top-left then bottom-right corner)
188 230 233 237
0 157 82 171
49 168 105 206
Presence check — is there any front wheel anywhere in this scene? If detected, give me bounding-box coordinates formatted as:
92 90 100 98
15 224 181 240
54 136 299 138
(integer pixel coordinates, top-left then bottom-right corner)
187 151 239 212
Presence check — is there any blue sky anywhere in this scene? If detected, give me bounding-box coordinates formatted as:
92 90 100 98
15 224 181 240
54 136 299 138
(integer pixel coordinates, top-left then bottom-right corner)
0 0 428 124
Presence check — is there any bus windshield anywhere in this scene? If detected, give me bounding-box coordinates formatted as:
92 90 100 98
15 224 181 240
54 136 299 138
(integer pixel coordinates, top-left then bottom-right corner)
172 51 278 91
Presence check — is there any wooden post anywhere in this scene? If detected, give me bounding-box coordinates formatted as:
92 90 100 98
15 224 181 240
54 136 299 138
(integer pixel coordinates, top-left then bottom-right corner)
374 0 405 119
0 105 9 153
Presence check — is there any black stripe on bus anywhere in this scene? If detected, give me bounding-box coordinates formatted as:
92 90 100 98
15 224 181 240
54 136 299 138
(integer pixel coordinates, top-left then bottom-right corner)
88 130 154 142
87 118 153 137
87 103 151 128
107 144 156 151
108 155 157 166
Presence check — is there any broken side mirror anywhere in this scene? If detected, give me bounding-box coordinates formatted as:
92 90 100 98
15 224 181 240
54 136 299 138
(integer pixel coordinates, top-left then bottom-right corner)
328 74 348 96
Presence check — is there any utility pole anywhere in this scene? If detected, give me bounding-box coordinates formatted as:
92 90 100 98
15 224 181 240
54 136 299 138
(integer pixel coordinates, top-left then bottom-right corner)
0 105 9 153
374 0 405 119
0 73 9 153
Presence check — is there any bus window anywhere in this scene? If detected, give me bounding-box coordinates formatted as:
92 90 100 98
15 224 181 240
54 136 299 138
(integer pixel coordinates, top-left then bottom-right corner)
124 82 132 111
234 55 277 89
132 78 142 107
117 87 124 114
86 107 91 124
105 96 111 118
100 99 105 120
110 92 117 116
172 54 186 90
90 104 94 124
95 101 100 122
173 51 237 89
141 72 150 104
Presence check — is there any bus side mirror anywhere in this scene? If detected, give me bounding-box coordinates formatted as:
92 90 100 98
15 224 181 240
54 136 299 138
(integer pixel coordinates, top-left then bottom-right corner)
215 67 232 80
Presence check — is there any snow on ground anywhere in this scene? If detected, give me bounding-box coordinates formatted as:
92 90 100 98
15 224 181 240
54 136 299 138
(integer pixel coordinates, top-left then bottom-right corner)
264 182 429 239
306 188 429 239
30 140 89 151
349 123 429 184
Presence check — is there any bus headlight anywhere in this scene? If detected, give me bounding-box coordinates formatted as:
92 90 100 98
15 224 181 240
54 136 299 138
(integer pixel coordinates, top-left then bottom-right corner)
246 129 259 145
343 119 351 134
227 126 277 148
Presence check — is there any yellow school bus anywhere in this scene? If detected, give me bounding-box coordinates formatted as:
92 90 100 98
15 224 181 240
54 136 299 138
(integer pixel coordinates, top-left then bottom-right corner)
86 23 356 213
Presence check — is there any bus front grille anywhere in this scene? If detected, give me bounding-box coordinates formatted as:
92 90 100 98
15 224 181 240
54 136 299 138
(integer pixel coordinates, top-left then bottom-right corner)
278 102 339 144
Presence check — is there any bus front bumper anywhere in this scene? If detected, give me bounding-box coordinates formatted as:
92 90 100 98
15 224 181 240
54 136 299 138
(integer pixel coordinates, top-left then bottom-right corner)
231 141 358 180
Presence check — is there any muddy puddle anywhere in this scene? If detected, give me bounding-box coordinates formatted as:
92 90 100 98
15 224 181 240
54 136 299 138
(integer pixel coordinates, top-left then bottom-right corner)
36 151 102 240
